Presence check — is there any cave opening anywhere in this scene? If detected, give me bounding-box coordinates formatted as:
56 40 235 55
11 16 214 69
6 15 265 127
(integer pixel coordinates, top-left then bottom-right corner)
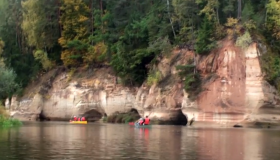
37 111 50 121
82 109 103 122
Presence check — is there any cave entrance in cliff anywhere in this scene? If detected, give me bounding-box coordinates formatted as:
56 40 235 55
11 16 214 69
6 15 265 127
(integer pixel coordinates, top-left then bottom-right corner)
38 111 50 121
130 108 139 115
83 109 103 122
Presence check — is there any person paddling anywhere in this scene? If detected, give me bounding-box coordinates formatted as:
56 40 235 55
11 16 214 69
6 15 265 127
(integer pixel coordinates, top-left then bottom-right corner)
73 116 77 121
137 118 144 125
144 116 150 125
81 117 86 121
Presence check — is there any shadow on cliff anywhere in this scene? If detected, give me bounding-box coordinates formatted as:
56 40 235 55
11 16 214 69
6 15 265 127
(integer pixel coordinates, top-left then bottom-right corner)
82 109 103 122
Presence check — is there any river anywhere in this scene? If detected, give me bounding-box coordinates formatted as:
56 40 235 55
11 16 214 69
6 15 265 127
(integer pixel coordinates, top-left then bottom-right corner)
0 122 280 160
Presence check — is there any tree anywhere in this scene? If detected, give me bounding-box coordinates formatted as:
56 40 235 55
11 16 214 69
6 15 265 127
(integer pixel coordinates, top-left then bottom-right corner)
0 0 40 88
195 16 216 54
58 0 90 67
0 67 20 99
266 0 280 39
172 0 200 44
0 39 20 99
196 0 220 24
22 0 60 50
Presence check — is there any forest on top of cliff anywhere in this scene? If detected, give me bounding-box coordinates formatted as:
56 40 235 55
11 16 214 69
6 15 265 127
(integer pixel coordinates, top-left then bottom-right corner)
1 0 280 100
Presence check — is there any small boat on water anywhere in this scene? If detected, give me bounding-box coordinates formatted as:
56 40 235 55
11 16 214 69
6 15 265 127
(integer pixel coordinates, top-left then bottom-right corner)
69 120 88 124
134 122 151 128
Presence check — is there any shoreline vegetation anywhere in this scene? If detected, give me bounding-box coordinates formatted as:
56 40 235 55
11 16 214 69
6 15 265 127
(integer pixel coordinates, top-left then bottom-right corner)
103 112 140 124
0 107 22 128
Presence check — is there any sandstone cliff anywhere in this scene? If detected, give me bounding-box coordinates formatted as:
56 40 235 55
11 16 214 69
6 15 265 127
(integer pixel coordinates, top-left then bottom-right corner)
6 40 280 126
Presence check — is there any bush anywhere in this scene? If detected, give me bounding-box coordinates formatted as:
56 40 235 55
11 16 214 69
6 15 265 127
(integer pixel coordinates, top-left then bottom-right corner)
0 105 21 128
176 64 202 99
33 50 54 71
0 115 22 128
235 31 252 49
147 70 162 86
0 67 20 99
261 53 280 93
106 112 140 123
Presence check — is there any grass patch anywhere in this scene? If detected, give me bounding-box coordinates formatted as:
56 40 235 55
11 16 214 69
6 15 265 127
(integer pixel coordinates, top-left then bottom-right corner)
0 107 22 128
0 115 22 128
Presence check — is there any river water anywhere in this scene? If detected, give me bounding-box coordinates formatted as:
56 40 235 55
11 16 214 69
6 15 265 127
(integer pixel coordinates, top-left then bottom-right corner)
0 122 280 160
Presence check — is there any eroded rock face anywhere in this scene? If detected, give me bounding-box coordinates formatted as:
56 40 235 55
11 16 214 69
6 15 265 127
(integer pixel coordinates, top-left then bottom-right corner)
8 42 280 125
182 42 280 124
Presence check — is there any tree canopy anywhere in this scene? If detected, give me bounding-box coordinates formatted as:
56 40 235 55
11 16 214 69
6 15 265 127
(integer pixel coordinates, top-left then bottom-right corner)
0 0 280 96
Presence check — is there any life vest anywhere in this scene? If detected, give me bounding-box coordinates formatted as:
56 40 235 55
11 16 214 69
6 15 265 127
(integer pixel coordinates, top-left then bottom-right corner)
144 118 150 125
73 117 77 121
81 117 85 121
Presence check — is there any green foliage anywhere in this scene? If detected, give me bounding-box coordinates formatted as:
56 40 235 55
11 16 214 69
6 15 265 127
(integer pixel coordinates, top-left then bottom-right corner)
33 50 54 71
241 1 254 22
0 105 22 128
260 51 280 94
235 31 253 49
148 36 172 56
196 0 219 22
106 112 140 123
266 0 280 39
176 63 201 99
221 0 235 19
225 17 242 39
84 42 107 63
0 67 20 99
1 0 280 96
195 17 216 54
59 0 90 67
0 0 40 89
22 0 60 50
147 70 162 86
0 38 4 55
0 115 22 128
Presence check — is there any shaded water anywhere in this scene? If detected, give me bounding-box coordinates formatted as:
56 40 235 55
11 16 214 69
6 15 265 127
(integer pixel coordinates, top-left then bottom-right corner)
0 122 280 160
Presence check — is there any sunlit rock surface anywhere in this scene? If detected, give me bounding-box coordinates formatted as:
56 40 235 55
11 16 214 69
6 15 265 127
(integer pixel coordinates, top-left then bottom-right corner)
8 41 280 125
183 42 280 124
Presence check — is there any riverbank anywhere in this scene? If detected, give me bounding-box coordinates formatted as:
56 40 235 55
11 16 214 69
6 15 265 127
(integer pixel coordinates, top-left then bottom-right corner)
0 115 22 128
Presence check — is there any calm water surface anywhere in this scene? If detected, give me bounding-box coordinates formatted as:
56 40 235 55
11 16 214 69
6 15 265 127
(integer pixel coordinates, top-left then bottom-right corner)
0 122 280 160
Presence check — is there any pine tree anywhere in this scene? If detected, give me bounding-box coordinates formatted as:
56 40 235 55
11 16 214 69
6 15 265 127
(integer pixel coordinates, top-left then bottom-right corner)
195 16 216 54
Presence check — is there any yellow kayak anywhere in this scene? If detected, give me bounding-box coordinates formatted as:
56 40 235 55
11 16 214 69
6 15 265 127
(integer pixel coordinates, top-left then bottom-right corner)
69 120 88 124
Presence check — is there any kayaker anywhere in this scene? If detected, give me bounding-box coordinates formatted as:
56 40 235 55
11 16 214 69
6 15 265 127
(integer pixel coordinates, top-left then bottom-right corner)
138 118 144 125
81 117 86 121
73 116 77 121
144 116 150 125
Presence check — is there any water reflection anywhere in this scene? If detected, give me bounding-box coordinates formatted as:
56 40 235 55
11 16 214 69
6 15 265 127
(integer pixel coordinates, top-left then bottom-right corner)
0 122 280 160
